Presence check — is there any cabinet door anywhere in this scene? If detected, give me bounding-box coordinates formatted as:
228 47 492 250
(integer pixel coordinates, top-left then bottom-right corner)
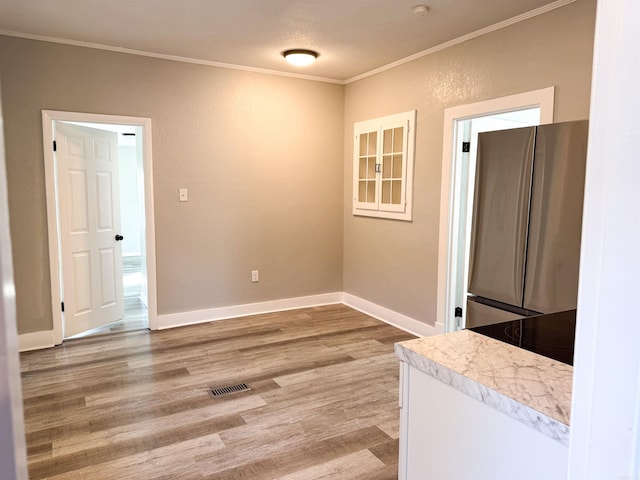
524 121 588 313
467 127 535 307
379 122 408 213
352 111 415 221
355 129 379 210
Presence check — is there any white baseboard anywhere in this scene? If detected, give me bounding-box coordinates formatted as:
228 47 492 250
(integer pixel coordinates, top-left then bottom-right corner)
156 292 344 330
19 330 56 352
19 292 440 351
342 293 442 337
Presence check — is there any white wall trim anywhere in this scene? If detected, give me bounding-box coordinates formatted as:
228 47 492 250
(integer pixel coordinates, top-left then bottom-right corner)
19 292 436 350
342 293 441 337
0 89 29 477
156 292 344 330
18 330 55 352
1 0 574 87
345 0 576 84
436 87 555 333
568 0 640 476
41 110 158 342
0 30 343 86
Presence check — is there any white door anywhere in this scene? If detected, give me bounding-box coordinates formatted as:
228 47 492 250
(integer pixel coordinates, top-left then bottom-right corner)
55 122 124 337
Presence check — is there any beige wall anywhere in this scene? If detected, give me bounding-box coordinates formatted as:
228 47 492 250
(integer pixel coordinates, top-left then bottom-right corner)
343 0 596 326
0 37 345 334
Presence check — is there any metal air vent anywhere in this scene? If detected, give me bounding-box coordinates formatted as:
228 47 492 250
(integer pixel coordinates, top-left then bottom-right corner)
208 383 251 398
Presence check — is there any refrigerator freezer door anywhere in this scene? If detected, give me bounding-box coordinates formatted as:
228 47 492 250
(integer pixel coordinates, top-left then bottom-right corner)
466 299 524 328
523 120 588 313
467 127 536 308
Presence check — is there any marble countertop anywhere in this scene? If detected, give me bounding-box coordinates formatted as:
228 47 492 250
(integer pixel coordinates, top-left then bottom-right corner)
395 329 573 445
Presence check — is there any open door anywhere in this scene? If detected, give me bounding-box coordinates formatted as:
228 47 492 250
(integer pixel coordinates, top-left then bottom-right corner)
55 122 124 337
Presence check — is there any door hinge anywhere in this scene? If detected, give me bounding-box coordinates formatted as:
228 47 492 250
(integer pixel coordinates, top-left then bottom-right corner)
61 301 64 312
462 141 470 153
455 306 463 317
53 140 57 152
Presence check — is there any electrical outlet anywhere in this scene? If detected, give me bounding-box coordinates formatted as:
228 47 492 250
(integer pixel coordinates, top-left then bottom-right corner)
179 188 188 202
251 270 259 283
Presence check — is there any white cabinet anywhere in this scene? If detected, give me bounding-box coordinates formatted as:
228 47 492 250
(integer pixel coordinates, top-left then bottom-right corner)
398 362 569 480
352 110 416 221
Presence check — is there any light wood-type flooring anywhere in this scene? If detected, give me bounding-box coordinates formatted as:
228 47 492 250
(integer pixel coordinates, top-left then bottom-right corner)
20 304 416 479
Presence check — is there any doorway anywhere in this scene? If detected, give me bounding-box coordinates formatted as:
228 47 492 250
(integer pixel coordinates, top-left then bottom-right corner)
449 110 541 331
42 111 157 343
435 87 556 333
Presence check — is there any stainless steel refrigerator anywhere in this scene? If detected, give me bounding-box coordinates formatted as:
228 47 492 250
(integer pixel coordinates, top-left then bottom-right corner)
466 120 589 328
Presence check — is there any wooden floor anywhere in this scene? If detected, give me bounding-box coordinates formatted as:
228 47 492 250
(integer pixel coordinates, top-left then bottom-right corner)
20 304 416 479
67 297 149 339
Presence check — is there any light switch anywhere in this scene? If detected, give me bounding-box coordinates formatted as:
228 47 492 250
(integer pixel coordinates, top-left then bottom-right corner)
179 188 188 202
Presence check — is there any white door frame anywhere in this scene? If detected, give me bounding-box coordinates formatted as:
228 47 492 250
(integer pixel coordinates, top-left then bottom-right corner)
435 87 555 333
42 110 158 343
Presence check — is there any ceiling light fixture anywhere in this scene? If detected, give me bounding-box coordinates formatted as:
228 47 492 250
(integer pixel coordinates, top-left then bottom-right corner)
413 5 429 15
283 49 318 67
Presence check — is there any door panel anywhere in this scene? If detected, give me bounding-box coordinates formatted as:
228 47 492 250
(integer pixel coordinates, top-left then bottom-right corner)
96 171 114 230
467 127 535 308
72 252 92 313
56 122 123 337
523 121 588 313
99 247 117 307
69 170 89 231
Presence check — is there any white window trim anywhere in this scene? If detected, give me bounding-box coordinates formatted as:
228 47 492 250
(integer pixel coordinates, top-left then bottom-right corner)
352 110 416 221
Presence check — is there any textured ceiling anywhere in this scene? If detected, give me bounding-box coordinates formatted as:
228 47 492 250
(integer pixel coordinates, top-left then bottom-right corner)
0 0 572 82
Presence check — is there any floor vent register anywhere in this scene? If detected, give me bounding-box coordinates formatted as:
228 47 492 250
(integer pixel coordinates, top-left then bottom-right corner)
209 383 251 398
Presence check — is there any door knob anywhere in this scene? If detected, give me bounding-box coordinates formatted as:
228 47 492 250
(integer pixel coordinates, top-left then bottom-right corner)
115 234 124 241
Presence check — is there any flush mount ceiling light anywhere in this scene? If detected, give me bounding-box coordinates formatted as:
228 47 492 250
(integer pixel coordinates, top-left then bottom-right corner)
413 5 429 15
283 49 318 66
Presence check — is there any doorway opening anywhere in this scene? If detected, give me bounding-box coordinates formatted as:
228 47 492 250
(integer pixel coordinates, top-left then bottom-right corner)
435 87 555 333
42 111 157 343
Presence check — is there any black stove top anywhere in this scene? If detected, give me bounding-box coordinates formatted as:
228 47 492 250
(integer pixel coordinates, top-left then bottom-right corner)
469 309 576 365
